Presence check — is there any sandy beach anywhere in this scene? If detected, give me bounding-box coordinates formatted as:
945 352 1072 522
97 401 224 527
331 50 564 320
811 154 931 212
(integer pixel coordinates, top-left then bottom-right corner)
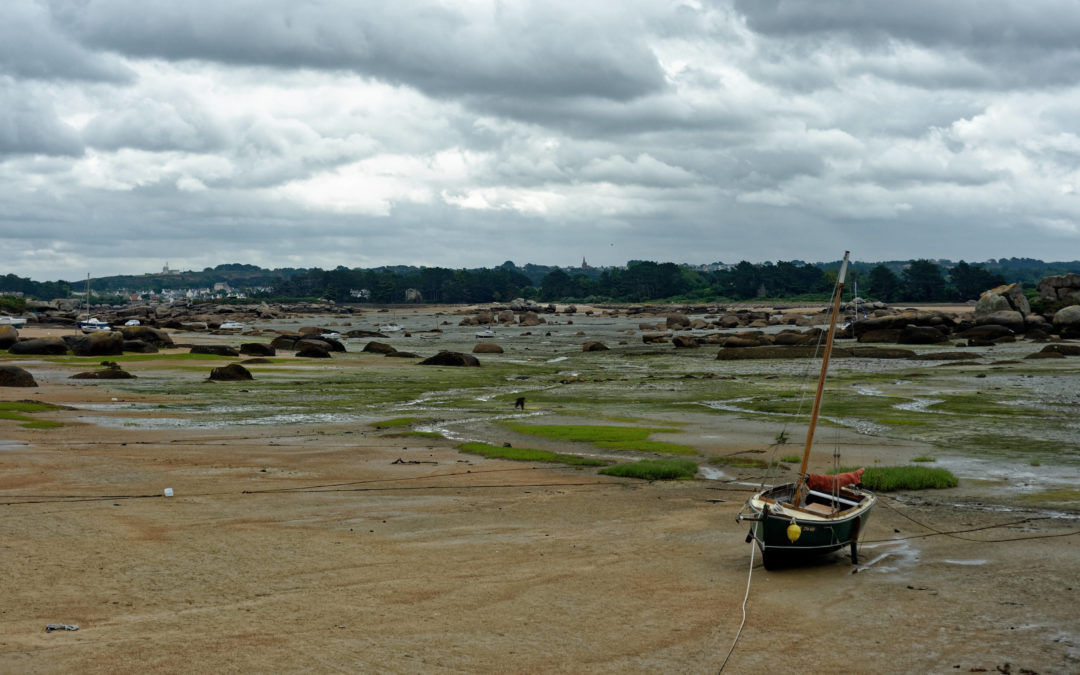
2 312 1079 673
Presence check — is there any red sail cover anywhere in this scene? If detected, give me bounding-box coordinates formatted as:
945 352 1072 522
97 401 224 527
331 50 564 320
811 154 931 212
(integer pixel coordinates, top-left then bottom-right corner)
807 468 865 491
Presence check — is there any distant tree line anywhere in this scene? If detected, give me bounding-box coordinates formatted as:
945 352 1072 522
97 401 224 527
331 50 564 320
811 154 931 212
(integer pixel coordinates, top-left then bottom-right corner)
3 258 1078 305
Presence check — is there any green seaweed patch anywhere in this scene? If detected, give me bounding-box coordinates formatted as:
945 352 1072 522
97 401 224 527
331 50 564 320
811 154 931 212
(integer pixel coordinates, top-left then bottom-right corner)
373 416 422 429
911 455 936 462
1018 488 1080 504
0 401 63 413
599 458 698 480
780 455 801 463
0 411 62 429
383 431 443 439
502 423 696 455
832 465 958 491
458 441 608 467
0 401 64 429
928 394 1045 417
709 455 779 470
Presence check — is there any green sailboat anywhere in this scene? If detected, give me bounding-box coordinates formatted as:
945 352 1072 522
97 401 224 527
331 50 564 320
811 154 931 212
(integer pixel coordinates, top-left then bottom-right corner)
737 251 877 570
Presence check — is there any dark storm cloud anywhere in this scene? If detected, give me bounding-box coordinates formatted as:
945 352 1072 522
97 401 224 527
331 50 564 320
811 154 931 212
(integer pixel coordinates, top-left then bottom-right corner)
736 0 1080 89
52 0 667 102
2 0 130 82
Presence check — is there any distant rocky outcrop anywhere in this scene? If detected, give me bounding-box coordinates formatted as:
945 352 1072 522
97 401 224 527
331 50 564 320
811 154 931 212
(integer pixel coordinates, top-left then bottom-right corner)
67 331 124 356
1053 305 1080 338
190 344 240 357
240 343 276 357
1037 273 1080 305
363 341 397 355
119 326 173 347
9 337 68 355
419 351 480 367
0 365 37 387
123 340 158 353
71 361 136 379
209 364 254 381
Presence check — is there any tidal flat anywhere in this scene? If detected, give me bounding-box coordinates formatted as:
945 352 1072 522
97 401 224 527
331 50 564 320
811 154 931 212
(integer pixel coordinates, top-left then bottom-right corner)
1 307 1078 672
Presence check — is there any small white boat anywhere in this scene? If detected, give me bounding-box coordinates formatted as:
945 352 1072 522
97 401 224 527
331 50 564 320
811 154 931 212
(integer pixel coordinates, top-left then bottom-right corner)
379 323 403 333
124 319 141 326
78 318 112 333
219 321 246 330
475 326 497 339
319 332 342 340
0 315 28 328
419 333 441 340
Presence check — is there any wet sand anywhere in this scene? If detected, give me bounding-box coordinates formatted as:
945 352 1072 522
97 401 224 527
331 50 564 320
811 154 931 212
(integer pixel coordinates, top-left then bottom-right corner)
2 313 1079 673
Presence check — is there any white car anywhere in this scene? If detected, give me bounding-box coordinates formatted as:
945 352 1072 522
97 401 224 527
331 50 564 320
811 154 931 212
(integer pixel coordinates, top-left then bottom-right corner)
124 319 141 326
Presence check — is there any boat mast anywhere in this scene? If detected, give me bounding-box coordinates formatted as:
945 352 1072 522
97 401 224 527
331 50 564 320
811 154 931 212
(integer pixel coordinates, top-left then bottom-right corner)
85 273 91 322
796 251 850 484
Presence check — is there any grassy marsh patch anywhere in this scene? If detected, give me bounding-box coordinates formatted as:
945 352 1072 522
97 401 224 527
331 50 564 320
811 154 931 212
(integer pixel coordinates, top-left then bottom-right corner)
833 465 958 491
1018 488 1080 504
709 455 778 470
599 458 698 480
382 431 443 439
458 441 608 467
911 455 936 462
373 416 422 429
501 423 697 455
0 400 64 428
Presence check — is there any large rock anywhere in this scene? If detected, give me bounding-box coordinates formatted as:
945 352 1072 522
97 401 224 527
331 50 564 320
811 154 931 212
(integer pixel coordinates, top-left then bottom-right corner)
582 341 609 352
975 283 1030 319
419 351 480 367
363 341 397 354
1041 343 1080 356
240 343 276 357
472 342 504 354
1037 273 1080 305
270 335 301 350
9 337 68 355
209 364 254 381
123 340 158 353
71 362 136 379
518 311 544 327
957 324 1015 341
497 309 515 325
672 335 699 348
120 326 173 347
190 344 240 357
898 326 949 345
0 325 17 349
68 331 124 356
1053 305 1080 338
976 310 1025 333
666 312 690 329
295 342 331 358
857 329 902 343
0 365 37 387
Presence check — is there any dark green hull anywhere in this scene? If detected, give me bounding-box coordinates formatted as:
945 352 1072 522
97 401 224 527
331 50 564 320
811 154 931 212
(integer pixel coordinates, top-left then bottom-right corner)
743 482 876 569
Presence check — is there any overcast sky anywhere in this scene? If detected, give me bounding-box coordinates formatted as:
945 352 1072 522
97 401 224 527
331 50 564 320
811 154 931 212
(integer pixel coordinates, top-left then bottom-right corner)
3 0 1079 280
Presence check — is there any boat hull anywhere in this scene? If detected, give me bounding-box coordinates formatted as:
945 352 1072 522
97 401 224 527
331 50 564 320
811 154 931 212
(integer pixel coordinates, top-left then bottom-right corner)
743 482 876 568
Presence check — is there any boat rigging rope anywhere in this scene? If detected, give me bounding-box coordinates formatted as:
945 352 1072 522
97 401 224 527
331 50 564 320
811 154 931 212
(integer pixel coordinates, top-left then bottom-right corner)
718 541 755 673
868 495 1080 543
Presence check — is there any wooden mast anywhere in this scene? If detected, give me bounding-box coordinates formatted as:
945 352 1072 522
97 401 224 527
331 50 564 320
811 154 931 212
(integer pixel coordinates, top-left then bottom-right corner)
794 251 850 498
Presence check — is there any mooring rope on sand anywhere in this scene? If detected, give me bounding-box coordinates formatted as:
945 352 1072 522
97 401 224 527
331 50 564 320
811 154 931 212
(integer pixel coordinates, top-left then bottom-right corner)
718 541 755 673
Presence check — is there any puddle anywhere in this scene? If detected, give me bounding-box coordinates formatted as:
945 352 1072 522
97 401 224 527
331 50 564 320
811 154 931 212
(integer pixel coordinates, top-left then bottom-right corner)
893 398 943 412
547 356 569 363
943 559 987 566
700 466 730 481
855 539 919 574
0 440 30 451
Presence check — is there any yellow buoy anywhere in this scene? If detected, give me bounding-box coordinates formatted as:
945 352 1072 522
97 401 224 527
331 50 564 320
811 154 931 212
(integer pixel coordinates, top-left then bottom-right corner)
786 521 802 543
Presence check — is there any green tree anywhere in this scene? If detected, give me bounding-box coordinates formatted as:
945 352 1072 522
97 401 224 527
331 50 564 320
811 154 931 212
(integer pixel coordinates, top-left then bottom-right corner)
867 265 901 302
949 261 1006 301
901 260 951 302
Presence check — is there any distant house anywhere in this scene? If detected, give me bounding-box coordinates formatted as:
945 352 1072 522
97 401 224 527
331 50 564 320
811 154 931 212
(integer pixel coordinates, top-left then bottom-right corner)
350 289 371 300
404 288 422 302
213 282 232 292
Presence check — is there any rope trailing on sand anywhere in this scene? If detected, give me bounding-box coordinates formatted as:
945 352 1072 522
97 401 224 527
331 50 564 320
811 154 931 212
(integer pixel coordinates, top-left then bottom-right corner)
718 542 755 672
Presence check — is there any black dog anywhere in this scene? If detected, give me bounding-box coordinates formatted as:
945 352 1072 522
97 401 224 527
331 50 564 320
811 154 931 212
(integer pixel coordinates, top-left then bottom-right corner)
514 397 526 410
